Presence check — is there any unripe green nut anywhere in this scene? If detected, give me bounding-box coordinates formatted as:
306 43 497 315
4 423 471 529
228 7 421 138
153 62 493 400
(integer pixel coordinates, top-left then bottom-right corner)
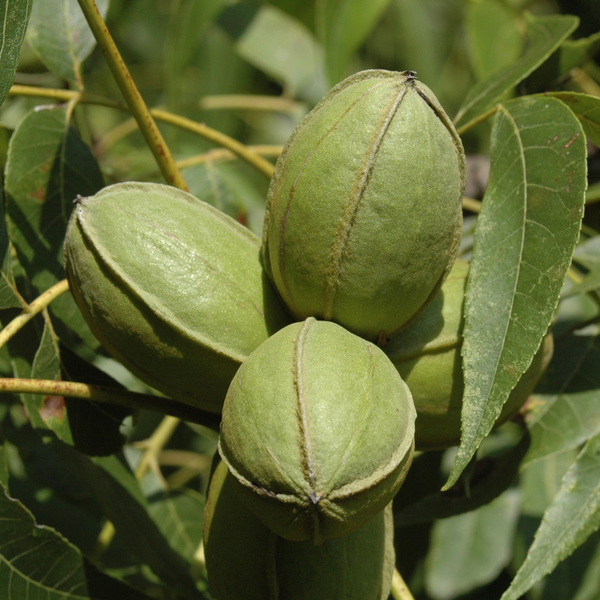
218 317 416 544
64 182 291 413
384 259 554 450
204 460 395 600
262 69 466 341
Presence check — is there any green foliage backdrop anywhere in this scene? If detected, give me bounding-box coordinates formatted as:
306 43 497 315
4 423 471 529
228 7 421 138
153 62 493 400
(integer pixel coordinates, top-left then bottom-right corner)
1 0 600 599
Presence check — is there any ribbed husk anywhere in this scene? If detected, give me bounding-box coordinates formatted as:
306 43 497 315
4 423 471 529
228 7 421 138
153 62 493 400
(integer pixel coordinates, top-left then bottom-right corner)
219 317 416 544
262 69 466 342
64 182 291 413
385 260 554 450
204 460 395 600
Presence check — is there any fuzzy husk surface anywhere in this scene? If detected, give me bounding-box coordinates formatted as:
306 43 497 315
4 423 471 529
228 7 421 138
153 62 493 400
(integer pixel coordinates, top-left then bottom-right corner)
262 69 466 341
204 460 396 600
64 182 291 413
219 317 416 544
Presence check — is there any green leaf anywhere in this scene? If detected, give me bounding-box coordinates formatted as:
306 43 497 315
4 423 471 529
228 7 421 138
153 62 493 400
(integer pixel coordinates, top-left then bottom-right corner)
501 432 600 600
51 442 205 600
164 0 228 111
547 92 600 148
522 325 600 468
573 234 600 270
454 13 578 131
394 430 529 526
0 479 151 600
425 489 521 600
185 160 270 236
147 487 205 563
316 0 393 85
527 31 600 93
21 320 74 445
445 96 587 489
0 424 8 490
18 323 130 456
521 449 579 516
236 5 327 101
27 0 109 88
4 105 104 346
60 344 130 457
0 0 33 108
389 0 445 91
0 185 24 309
538 531 600 600
466 0 522 81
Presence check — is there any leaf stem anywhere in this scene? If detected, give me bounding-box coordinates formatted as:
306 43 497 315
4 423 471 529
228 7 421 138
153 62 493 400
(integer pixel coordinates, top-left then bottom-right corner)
455 106 499 136
0 279 69 350
199 94 304 113
586 182 600 205
150 108 275 178
176 145 283 170
462 197 482 214
0 377 220 429
133 416 180 480
566 266 600 311
391 569 415 600
76 0 188 191
9 84 122 108
9 84 275 178
570 67 600 97
89 522 116 562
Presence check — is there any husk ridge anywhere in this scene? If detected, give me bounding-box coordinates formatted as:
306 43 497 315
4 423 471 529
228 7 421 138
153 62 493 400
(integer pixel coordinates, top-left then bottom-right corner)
73 200 251 364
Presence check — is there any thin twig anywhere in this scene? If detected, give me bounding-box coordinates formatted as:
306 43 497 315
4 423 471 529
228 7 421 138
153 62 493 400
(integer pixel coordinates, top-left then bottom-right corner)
455 105 499 136
177 145 283 170
570 67 600 97
462 197 482 214
150 108 275 178
0 279 69 350
391 569 415 600
9 84 275 179
134 416 180 481
76 0 188 190
0 377 220 429
200 94 304 113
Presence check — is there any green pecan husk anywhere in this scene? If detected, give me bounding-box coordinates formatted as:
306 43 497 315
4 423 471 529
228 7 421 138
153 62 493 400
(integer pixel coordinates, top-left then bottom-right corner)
204 460 395 600
262 69 466 341
64 182 291 413
218 317 416 544
385 259 554 450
